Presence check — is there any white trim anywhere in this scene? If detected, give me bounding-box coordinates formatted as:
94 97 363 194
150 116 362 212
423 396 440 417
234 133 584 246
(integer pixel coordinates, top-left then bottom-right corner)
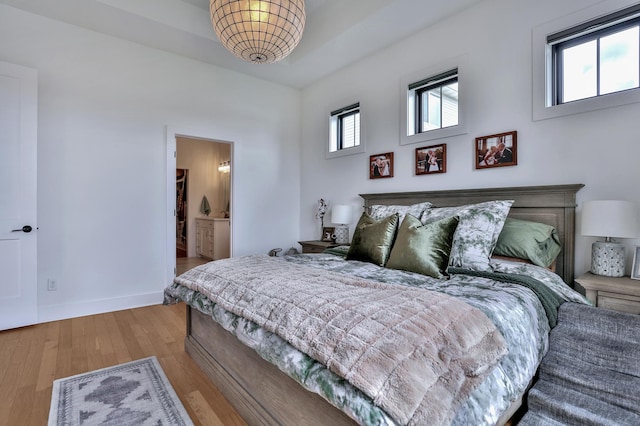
166 127 177 287
532 0 640 121
399 55 468 145
38 291 164 323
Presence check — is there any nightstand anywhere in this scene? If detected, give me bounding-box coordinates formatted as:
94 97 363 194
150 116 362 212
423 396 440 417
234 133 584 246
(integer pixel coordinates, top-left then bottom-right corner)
298 240 344 254
574 272 640 314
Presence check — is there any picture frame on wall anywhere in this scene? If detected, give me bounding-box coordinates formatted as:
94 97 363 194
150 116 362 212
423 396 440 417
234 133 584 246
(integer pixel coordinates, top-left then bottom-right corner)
416 144 446 175
321 227 336 243
475 130 517 169
370 152 394 179
631 246 640 280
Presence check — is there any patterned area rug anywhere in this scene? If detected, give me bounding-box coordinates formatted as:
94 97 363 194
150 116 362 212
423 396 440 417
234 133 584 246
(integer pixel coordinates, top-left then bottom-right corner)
48 356 193 426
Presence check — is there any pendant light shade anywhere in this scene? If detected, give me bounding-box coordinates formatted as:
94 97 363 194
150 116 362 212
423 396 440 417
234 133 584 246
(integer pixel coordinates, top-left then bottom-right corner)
210 0 306 64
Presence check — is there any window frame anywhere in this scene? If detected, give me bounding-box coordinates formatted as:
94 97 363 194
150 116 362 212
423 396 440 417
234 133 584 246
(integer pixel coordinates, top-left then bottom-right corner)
400 56 468 146
552 10 640 105
533 0 640 121
335 104 360 150
326 101 365 159
414 70 458 134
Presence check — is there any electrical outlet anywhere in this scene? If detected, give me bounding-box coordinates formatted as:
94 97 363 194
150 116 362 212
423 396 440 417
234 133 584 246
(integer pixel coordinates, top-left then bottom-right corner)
47 279 57 291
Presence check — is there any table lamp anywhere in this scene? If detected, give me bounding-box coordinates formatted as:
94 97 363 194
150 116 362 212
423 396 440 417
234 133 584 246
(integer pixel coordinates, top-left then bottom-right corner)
582 200 638 277
331 205 351 245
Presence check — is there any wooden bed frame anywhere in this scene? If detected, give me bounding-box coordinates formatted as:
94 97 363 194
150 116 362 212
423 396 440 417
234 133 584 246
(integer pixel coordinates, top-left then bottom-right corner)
184 184 584 426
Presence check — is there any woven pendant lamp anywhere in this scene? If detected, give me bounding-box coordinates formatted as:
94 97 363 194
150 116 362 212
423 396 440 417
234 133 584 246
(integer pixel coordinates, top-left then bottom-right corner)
210 0 306 64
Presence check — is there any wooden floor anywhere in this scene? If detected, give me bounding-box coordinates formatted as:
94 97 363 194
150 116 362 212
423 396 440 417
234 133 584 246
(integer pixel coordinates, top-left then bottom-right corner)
0 302 246 426
177 256 210 275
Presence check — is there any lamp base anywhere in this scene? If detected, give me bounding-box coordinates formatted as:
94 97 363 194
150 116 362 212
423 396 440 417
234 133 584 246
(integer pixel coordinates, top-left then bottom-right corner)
334 225 349 245
591 240 625 277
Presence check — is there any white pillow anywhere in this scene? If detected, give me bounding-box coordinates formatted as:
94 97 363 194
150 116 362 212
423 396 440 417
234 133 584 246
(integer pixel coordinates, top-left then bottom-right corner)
369 202 432 224
420 200 513 271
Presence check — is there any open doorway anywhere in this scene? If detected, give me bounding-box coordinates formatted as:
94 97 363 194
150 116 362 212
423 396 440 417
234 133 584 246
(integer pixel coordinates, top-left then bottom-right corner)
176 169 188 258
174 136 232 276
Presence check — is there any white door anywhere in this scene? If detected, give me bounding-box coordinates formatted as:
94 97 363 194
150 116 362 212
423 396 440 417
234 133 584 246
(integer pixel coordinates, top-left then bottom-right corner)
0 61 38 330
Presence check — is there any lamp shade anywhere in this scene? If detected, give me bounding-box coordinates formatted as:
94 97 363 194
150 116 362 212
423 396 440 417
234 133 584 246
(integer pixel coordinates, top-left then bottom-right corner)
210 0 306 64
331 205 351 224
582 200 638 238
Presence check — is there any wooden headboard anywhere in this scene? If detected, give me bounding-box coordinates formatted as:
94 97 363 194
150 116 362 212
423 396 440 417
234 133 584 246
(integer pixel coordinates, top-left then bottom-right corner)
360 184 584 285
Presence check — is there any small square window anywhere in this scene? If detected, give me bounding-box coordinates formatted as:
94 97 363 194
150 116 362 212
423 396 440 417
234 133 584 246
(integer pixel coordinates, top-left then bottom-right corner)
400 57 467 145
412 70 459 134
327 103 364 158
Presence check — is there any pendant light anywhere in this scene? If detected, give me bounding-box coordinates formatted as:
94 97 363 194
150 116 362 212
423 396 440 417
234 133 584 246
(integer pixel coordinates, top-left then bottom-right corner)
210 0 306 64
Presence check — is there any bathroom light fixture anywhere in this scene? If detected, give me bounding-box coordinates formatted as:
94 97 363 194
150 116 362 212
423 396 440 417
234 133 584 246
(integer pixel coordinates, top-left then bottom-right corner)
218 161 231 173
210 0 306 64
582 200 638 277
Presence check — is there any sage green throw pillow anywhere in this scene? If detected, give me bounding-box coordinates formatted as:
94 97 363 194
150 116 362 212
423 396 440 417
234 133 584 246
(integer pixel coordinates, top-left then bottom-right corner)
346 212 399 266
386 215 459 279
494 218 562 267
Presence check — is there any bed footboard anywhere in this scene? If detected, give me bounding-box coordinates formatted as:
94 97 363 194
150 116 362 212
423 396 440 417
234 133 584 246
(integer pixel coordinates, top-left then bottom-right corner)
186 306 356 425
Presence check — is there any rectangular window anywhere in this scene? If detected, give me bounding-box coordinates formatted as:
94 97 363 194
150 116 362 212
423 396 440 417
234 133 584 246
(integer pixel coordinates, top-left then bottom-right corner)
400 57 467 144
549 4 640 105
329 103 360 153
412 70 459 133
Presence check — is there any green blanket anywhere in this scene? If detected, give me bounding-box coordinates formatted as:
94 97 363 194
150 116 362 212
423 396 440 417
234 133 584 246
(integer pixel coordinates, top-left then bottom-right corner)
448 268 565 328
322 245 350 257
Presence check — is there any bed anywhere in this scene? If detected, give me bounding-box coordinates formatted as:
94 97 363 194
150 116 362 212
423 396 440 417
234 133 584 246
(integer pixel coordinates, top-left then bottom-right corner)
164 184 587 425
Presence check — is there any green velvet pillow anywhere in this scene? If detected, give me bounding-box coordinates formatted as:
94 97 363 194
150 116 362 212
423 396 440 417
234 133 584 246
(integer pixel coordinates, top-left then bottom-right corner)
386 215 459 279
346 212 399 266
493 218 562 268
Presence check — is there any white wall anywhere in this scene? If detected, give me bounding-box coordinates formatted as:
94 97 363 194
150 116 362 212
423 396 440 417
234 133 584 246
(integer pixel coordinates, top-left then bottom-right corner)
3 0 639 322
0 5 301 322
300 0 640 277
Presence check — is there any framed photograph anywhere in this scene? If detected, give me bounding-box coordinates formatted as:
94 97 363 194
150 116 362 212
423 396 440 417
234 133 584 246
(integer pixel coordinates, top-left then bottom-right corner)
321 227 336 243
632 246 640 280
475 130 517 169
416 144 446 175
370 152 394 179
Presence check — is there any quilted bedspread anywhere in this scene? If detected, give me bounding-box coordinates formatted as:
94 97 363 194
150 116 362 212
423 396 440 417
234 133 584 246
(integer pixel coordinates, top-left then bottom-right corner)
166 252 590 425
173 255 507 425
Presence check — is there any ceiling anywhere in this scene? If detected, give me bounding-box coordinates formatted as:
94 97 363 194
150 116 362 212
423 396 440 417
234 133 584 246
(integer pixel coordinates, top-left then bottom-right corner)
1 0 483 88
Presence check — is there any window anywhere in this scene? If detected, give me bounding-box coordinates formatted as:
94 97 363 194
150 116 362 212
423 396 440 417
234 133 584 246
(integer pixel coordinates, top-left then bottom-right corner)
328 103 363 158
550 4 640 105
333 103 360 150
411 69 459 133
533 1 640 121
400 56 467 145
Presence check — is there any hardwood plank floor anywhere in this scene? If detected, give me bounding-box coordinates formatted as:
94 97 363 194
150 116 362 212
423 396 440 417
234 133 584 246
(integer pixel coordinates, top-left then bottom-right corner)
177 256 210 275
0 303 246 426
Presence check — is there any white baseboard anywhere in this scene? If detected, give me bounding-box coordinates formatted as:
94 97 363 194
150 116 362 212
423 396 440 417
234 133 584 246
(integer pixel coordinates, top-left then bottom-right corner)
38 291 165 323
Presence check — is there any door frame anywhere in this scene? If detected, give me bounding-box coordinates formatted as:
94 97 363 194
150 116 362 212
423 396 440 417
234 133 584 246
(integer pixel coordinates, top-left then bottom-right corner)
165 126 233 285
0 61 38 329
